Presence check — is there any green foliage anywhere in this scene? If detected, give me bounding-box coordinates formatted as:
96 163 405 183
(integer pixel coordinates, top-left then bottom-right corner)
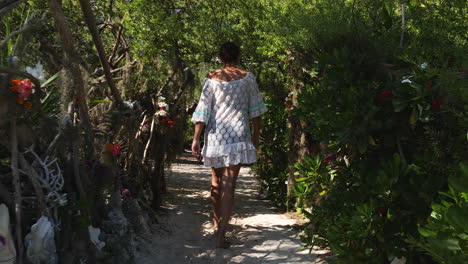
407 163 468 264
272 0 468 262
253 93 289 207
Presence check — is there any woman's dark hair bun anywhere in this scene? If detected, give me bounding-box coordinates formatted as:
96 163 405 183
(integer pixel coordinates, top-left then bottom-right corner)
219 42 240 63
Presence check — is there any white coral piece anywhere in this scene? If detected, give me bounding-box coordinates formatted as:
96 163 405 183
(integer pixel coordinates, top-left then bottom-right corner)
25 147 67 208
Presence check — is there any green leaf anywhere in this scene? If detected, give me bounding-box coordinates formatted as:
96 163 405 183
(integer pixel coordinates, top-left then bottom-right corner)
40 71 60 88
90 100 113 104
446 206 468 232
418 226 437 237
448 163 468 193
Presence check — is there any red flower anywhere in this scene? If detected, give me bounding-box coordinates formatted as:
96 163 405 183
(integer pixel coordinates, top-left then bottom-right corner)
167 120 174 124
426 81 433 88
431 99 442 111
377 90 392 100
10 79 34 98
108 144 121 157
10 79 35 106
461 68 465 73
322 154 336 164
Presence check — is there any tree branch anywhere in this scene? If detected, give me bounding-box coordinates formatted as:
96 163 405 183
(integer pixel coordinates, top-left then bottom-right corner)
10 119 24 264
47 0 95 158
78 0 123 107
0 0 28 17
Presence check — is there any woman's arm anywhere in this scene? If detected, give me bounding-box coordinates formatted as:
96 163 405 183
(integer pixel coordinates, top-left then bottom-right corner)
192 122 205 158
252 116 261 149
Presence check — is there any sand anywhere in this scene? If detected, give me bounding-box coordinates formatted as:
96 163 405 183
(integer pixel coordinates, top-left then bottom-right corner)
135 154 329 264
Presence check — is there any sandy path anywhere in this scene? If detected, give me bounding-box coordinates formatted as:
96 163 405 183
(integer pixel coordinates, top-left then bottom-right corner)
135 154 328 264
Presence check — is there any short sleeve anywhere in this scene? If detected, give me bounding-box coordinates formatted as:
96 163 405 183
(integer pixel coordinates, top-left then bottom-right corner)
248 76 268 118
191 79 213 123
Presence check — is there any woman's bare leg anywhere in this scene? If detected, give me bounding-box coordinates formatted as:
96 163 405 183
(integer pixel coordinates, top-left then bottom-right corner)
216 164 241 248
211 167 223 231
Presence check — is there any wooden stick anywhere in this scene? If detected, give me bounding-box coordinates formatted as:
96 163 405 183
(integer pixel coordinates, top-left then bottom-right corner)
109 24 124 62
0 139 48 215
0 0 28 17
142 115 156 164
18 154 48 215
78 0 123 107
10 119 23 264
47 0 95 159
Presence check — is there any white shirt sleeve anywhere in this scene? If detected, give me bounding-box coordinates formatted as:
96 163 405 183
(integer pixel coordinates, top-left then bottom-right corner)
191 79 214 123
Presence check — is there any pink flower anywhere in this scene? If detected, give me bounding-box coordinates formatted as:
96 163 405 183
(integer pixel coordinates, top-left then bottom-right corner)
10 79 35 106
16 80 34 99
120 189 131 199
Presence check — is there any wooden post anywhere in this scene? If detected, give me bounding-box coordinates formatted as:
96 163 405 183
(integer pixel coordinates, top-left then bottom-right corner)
10 119 23 264
46 0 95 159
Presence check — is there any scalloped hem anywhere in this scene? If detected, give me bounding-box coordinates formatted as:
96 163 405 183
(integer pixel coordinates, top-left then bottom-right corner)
203 149 257 168
203 142 256 157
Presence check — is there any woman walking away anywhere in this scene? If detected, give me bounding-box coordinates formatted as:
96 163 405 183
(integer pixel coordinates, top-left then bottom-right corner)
191 42 267 248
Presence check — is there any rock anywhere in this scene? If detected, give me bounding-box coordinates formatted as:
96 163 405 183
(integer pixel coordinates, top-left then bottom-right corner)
122 199 151 235
100 208 136 264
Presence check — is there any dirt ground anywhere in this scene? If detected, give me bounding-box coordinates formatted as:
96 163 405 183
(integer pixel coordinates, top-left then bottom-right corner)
135 153 329 264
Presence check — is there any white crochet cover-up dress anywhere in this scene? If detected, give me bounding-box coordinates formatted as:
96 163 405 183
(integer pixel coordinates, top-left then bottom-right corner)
191 72 267 168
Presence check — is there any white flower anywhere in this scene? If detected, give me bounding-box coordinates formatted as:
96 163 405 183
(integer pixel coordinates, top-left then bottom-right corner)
401 78 412 84
159 96 166 101
155 110 168 117
420 62 428 69
158 102 168 108
26 62 46 83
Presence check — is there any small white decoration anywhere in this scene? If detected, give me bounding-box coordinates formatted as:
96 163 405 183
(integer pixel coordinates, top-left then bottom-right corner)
158 101 168 109
26 62 46 83
25 216 57 264
0 204 16 264
88 226 105 250
420 62 428 69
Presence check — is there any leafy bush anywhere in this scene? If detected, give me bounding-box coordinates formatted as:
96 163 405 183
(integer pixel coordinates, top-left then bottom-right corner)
407 163 468 264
